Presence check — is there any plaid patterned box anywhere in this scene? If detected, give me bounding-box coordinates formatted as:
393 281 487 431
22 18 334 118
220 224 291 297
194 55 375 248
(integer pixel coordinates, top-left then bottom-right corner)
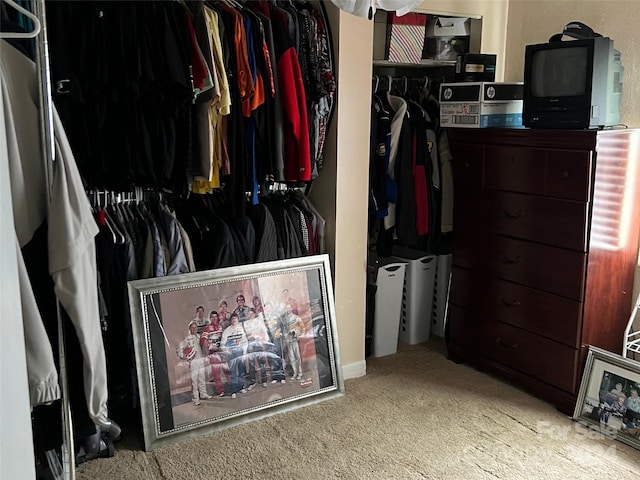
386 12 427 64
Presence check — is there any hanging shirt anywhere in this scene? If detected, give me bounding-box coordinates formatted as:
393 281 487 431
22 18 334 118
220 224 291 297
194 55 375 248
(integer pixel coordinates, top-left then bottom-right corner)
242 11 266 116
278 48 311 182
330 0 422 19
192 7 233 193
222 3 255 112
252 9 285 182
384 93 408 230
370 94 391 219
1 41 109 425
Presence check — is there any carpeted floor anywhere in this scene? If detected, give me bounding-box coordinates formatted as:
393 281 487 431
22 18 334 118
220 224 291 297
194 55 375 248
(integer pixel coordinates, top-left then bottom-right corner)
76 341 640 479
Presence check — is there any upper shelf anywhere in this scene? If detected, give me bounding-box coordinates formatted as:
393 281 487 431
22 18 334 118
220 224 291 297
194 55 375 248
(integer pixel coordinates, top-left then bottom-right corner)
373 59 456 68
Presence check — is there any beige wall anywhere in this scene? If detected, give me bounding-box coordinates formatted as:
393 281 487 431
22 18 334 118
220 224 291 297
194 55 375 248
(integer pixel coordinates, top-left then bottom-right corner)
309 7 373 375
414 0 509 80
505 0 640 129
504 0 640 304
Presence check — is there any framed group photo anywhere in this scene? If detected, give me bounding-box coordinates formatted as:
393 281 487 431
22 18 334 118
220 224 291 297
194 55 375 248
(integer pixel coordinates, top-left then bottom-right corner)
128 254 344 451
573 346 640 450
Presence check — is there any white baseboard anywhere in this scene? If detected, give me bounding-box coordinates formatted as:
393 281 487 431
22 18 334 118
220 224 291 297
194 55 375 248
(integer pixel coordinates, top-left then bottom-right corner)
341 360 366 380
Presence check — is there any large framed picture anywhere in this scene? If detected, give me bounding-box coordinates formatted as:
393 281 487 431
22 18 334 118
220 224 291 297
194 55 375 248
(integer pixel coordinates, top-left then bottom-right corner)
128 254 344 451
573 346 640 450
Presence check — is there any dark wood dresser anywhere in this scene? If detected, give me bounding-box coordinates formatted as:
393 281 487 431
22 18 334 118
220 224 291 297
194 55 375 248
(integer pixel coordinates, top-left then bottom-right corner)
446 128 640 414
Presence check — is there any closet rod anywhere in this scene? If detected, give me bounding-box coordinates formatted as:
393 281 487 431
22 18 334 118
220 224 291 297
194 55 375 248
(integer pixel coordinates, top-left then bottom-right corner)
31 0 77 478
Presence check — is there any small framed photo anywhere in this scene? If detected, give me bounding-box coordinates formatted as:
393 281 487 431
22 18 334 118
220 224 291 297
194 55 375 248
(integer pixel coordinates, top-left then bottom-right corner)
128 254 344 451
573 345 640 450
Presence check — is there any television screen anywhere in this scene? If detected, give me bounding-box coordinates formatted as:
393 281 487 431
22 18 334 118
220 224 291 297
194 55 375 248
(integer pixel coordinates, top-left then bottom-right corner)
530 46 588 97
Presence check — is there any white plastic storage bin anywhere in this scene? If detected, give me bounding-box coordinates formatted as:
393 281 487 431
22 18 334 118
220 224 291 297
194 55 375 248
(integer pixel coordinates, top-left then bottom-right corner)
371 259 407 357
431 254 452 338
392 248 436 345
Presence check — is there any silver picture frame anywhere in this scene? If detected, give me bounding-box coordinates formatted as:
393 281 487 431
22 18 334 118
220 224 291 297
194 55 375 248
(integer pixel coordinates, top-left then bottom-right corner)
128 254 344 451
573 345 640 451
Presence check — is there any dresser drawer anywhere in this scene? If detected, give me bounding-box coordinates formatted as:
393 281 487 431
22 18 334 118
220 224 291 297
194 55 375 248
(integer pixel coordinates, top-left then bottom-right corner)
484 146 592 201
450 267 582 347
452 232 587 301
454 190 588 251
449 305 578 392
450 144 484 190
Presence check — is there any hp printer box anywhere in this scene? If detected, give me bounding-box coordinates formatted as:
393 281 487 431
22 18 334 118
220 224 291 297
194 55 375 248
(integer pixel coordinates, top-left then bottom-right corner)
439 82 524 128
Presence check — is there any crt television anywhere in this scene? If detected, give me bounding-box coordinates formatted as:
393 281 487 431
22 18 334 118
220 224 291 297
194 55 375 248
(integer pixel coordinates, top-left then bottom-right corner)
523 37 623 129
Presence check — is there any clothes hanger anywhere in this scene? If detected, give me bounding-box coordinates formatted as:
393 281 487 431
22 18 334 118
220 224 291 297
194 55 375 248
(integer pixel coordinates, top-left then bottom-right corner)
105 209 126 245
132 186 148 221
108 193 131 245
0 0 41 39
126 190 146 222
116 192 134 225
390 76 407 96
421 76 432 98
399 76 408 96
92 190 118 244
222 0 244 10
376 75 391 94
105 191 126 245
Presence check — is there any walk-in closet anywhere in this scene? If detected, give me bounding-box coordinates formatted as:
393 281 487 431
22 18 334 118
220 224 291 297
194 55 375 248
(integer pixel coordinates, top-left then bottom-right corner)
2 0 337 476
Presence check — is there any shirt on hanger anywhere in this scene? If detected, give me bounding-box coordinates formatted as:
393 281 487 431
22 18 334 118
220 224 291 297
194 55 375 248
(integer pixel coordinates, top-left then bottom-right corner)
1 40 109 425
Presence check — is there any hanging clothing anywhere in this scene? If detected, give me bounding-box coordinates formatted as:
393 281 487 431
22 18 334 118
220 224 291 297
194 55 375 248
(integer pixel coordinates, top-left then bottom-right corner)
46 0 334 196
247 202 279 263
370 94 391 219
1 41 109 425
46 1 194 192
383 92 409 231
330 0 422 19
191 6 232 193
270 3 312 182
369 78 452 255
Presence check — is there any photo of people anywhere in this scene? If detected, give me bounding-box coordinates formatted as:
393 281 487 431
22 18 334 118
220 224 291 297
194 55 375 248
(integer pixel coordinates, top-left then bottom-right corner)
128 256 342 451
573 347 640 453
146 268 332 431
581 370 640 435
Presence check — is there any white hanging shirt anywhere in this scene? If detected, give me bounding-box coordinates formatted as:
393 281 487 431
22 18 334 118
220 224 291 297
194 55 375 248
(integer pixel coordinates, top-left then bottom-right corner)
1 41 109 425
330 0 423 19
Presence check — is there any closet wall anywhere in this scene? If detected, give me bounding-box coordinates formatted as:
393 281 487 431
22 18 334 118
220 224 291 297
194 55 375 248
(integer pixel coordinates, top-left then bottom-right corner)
308 4 372 377
505 0 640 130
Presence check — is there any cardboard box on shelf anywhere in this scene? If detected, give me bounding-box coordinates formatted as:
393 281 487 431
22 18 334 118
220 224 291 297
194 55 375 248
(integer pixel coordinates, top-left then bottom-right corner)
423 17 470 61
455 54 497 82
439 82 524 129
425 17 470 37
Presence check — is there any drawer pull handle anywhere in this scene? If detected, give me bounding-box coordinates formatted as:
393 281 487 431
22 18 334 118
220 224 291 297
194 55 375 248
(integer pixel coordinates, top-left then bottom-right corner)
503 208 522 219
501 255 522 265
500 298 521 307
496 337 519 349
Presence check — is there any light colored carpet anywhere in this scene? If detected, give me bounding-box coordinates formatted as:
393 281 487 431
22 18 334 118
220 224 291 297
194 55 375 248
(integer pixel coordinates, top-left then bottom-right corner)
76 341 640 479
